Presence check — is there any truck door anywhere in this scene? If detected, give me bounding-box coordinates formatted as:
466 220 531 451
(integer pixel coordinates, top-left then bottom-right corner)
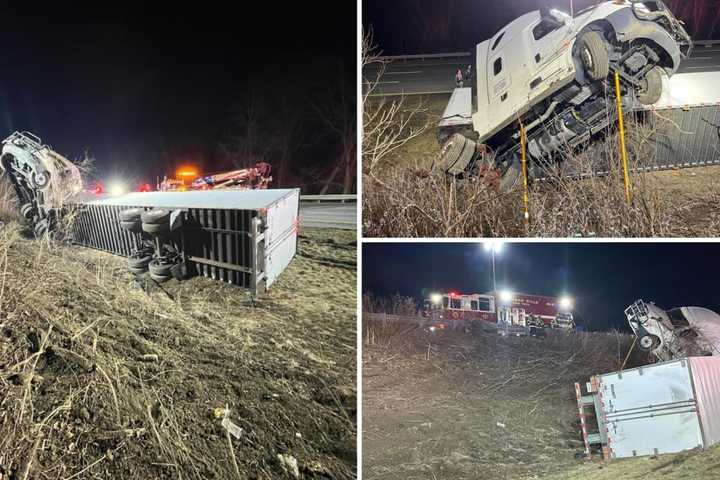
487 51 511 109
527 10 573 103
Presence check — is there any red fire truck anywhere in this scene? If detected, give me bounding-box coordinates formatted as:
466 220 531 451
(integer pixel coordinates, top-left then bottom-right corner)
422 290 574 332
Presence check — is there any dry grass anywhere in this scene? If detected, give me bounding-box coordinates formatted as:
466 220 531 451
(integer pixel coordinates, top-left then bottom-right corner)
0 176 21 224
362 96 720 238
0 223 357 479
362 315 653 480
533 443 720 480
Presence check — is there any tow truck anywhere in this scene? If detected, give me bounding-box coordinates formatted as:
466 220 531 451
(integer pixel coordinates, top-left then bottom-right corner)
435 0 693 189
159 164 272 192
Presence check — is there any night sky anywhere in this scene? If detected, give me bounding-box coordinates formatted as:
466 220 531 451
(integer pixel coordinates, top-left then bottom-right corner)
362 243 720 331
0 3 355 190
363 0 719 55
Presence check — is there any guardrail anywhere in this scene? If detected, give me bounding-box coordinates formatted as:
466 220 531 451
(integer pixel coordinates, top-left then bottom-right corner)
300 194 356 203
375 40 719 63
377 52 471 62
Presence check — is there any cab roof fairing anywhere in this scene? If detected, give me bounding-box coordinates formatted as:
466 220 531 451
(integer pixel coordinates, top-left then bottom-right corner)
470 1 685 143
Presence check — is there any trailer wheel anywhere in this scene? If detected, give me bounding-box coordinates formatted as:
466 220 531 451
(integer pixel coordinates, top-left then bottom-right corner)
142 222 170 235
435 133 477 177
120 220 142 233
141 208 170 225
141 209 171 235
148 258 174 278
128 253 152 271
638 334 661 351
636 66 663 105
120 208 144 222
579 31 609 81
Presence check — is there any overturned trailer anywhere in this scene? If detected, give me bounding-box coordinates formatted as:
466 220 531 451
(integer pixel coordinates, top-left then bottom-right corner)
0 131 300 295
575 357 720 460
68 189 300 296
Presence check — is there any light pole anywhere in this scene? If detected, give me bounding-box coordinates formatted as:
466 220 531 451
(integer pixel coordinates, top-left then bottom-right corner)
483 241 504 292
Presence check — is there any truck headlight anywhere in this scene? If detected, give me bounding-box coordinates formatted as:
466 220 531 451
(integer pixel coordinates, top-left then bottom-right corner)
632 1 663 21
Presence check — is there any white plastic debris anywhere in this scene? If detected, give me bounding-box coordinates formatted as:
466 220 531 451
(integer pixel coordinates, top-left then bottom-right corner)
496 421 506 428
277 453 300 479
218 405 243 440
222 416 244 440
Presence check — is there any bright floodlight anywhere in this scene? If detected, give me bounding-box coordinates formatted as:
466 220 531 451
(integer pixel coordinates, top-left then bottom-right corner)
430 293 442 304
499 290 513 303
559 296 573 310
108 182 126 196
484 240 504 253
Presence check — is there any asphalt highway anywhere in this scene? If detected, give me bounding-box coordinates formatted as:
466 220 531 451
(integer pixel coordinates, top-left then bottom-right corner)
364 43 720 97
300 202 356 230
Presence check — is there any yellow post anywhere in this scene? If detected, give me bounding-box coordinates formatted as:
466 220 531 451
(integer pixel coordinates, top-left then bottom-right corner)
614 71 632 205
520 123 530 226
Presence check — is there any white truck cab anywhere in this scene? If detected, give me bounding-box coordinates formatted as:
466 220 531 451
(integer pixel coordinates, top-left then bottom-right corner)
437 1 692 190
625 300 720 361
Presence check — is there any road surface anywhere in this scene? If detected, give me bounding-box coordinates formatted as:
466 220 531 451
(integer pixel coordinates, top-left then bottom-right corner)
365 44 720 97
300 202 356 230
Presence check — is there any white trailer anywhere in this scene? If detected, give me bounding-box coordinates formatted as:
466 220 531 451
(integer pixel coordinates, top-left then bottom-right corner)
575 357 720 460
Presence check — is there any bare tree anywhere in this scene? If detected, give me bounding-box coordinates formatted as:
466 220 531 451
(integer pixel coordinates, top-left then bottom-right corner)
270 98 304 187
315 63 356 194
362 28 429 177
220 92 272 169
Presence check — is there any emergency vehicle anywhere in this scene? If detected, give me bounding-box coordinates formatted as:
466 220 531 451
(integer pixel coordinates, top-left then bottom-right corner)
423 290 575 332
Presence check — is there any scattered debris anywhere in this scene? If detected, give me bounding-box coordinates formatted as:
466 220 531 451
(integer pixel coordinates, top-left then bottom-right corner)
277 453 300 479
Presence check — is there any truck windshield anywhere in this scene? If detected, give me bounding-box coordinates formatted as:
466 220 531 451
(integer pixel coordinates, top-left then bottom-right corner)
667 308 690 328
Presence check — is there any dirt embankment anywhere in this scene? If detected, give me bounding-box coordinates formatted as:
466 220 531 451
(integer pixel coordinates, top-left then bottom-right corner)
362 318 720 480
0 224 357 479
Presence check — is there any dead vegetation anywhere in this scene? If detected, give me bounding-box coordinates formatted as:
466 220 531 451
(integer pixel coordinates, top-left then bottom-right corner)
363 116 720 237
0 176 21 224
0 223 356 479
362 314 653 480
362 31 720 238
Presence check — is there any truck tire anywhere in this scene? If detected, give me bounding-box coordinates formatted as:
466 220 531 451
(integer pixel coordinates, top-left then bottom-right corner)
579 31 609 81
32 171 51 190
637 66 663 105
638 334 661 351
141 208 170 225
20 203 34 219
128 253 152 271
33 219 49 238
120 220 142 233
120 208 144 222
141 208 171 235
148 258 173 278
435 133 477 177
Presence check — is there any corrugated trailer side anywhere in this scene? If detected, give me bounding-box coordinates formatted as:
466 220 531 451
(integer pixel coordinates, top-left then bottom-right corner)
67 189 300 296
